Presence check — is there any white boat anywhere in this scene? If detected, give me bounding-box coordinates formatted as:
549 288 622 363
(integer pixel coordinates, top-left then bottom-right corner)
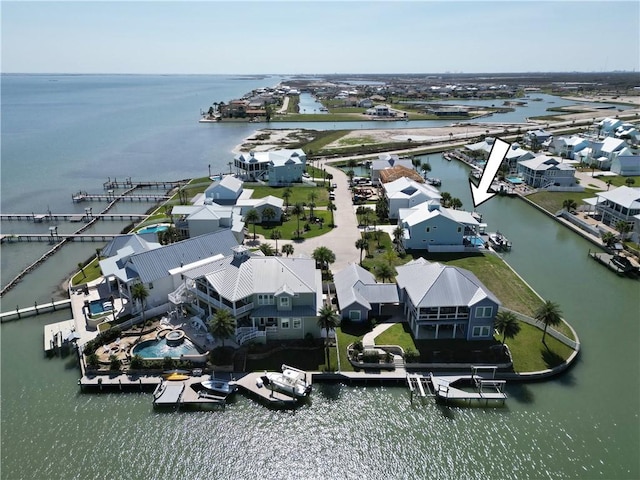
200 378 237 395
488 231 512 251
264 364 312 398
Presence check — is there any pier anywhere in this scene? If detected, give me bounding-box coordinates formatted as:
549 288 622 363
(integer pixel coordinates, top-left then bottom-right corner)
589 250 640 278
43 319 77 354
103 178 186 190
0 213 147 222
72 192 171 203
1 299 72 322
2 233 127 243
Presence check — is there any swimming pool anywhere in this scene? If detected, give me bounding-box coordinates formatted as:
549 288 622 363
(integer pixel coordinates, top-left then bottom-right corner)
467 236 485 247
137 223 170 234
506 176 524 184
89 299 112 315
131 338 201 359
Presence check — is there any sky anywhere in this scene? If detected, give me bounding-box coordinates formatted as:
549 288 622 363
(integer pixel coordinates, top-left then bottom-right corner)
2 1 639 74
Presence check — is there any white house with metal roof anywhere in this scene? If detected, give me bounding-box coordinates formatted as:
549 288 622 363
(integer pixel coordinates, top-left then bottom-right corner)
174 246 323 343
383 177 442 219
333 263 399 322
172 204 245 242
99 229 240 314
204 176 244 205
517 154 578 189
370 154 415 185
233 149 306 185
235 195 284 223
398 204 482 252
583 186 640 236
395 258 500 341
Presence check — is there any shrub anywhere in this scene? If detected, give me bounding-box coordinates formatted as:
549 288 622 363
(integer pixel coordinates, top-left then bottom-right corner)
86 353 100 369
109 354 121 371
404 348 420 363
353 340 364 353
129 354 144 370
162 357 176 370
304 332 315 346
362 350 380 363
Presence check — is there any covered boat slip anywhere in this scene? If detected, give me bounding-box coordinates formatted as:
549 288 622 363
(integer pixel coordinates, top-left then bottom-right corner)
153 378 228 408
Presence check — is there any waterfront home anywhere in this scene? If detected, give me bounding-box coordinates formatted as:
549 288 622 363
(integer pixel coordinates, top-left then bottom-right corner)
504 143 535 173
598 117 623 136
99 233 160 258
172 204 245 242
614 123 640 144
464 137 495 160
204 175 244 205
99 230 240 315
398 204 481 252
333 263 399 321
610 155 640 176
583 186 640 238
172 246 323 344
370 154 415 185
236 195 284 222
517 154 579 189
358 98 373 108
383 177 442 219
365 104 394 117
523 129 552 148
379 165 425 184
233 149 306 185
395 258 500 341
590 137 632 169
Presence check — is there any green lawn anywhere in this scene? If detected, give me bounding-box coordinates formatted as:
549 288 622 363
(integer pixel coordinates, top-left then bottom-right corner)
374 323 416 352
605 175 639 188
71 258 103 286
335 321 372 372
251 210 333 241
245 346 326 372
525 189 598 214
249 185 330 206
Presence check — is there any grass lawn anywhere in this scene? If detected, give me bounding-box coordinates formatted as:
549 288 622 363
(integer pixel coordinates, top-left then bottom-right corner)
303 130 350 155
335 321 372 372
374 323 416 352
605 175 639 188
500 321 575 372
252 210 333 241
71 258 103 286
249 185 331 206
526 188 598 214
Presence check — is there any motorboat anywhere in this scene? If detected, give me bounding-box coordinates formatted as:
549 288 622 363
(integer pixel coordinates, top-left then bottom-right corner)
488 231 512 251
200 378 237 395
264 364 312 398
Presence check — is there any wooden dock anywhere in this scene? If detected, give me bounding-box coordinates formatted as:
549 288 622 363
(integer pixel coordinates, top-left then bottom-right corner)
1 299 72 322
0 213 147 222
43 319 76 353
589 250 639 278
102 178 185 190
234 371 304 407
2 233 126 243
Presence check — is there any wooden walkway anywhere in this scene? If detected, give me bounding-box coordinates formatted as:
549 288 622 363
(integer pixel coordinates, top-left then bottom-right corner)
2 233 126 243
43 319 76 353
72 192 171 203
0 213 146 222
1 299 72 322
234 372 303 407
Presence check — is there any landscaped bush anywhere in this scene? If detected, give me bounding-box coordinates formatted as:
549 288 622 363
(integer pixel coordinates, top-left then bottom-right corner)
361 350 381 363
404 348 420 363
82 326 123 356
109 354 121 370
129 354 144 370
86 353 100 369
162 357 176 370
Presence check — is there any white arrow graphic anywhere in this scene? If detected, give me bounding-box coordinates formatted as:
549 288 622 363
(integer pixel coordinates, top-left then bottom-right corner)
469 138 511 208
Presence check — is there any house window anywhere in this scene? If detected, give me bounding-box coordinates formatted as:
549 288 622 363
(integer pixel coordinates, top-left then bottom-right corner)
472 326 491 337
279 296 290 307
281 318 290 329
148 282 153 290
293 318 302 329
457 226 462 233
258 294 274 305
475 306 493 318
426 227 430 233
349 310 361 321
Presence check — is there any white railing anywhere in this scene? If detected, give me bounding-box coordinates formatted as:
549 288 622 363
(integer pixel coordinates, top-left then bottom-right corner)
235 327 266 345
168 283 187 305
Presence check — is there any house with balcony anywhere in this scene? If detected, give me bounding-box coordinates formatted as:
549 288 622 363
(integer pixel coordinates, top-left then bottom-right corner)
583 186 640 235
234 149 306 184
383 177 442 219
172 246 323 344
99 229 240 316
370 154 415 185
523 129 552 149
395 258 500 340
398 204 482 252
171 204 245 242
504 143 535 173
365 104 392 117
591 137 632 169
548 136 590 160
333 263 399 322
517 155 578 189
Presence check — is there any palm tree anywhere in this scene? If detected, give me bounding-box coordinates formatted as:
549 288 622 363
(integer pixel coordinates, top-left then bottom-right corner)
261 207 276 225
207 309 236 348
534 300 562 344
411 157 421 169
494 310 521 344
259 243 275 256
392 226 404 252
375 262 396 283
355 238 369 265
375 197 388 221
421 162 432 178
450 197 463 210
244 209 260 241
282 244 294 257
282 188 292 211
77 262 86 279
312 246 335 273
440 191 452 208
615 220 631 241
291 203 304 238
346 169 355 186
601 231 616 248
327 201 336 227
562 198 577 212
317 304 340 371
131 282 149 323
270 229 282 254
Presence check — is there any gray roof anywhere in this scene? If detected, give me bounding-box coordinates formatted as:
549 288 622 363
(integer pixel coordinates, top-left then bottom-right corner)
127 229 239 283
396 258 500 308
100 234 160 258
334 263 399 310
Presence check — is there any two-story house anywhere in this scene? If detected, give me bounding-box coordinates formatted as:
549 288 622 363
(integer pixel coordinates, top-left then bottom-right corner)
370 154 415 185
176 246 323 344
396 258 500 341
234 149 306 184
383 177 442 219
583 186 640 234
517 155 578 188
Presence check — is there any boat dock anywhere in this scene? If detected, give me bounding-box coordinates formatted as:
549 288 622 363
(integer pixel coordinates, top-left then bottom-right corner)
2 233 126 244
72 192 171 203
102 178 185 190
153 378 229 409
406 366 507 406
0 213 147 222
1 298 72 322
234 371 305 407
43 319 76 354
589 250 640 278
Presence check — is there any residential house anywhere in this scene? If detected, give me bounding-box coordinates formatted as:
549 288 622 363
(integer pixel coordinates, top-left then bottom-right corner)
172 204 244 242
234 149 306 184
548 136 589 160
610 155 640 176
523 129 552 149
176 246 323 343
398 204 481 252
504 143 535 173
99 233 160 258
396 258 500 341
236 195 284 222
614 123 640 144
365 104 392 117
333 263 399 321
425 106 470 117
598 117 623 136
370 154 415 185
220 100 249 118
465 137 495 160
517 155 578 189
358 98 373 108
204 175 243 205
99 229 240 315
591 137 631 169
383 177 442 219
379 165 425 184
583 186 640 233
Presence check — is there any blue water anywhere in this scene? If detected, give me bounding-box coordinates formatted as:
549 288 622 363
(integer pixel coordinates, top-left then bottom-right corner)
89 300 107 315
468 236 485 247
132 337 200 359
507 176 524 184
137 224 168 234
298 92 328 114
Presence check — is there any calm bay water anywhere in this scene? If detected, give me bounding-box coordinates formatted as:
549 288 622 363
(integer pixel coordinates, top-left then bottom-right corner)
1 75 639 479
